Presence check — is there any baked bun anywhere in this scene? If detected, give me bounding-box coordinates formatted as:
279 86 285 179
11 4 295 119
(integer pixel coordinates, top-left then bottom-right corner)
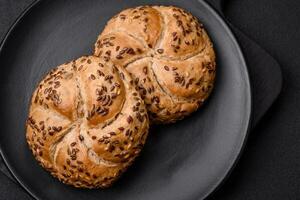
94 5 216 123
26 56 149 188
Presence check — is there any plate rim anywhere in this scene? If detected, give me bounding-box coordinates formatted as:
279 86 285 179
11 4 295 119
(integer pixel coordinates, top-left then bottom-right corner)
0 0 252 199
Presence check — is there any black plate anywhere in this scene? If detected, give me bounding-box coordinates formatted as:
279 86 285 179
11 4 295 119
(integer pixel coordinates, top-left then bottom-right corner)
0 0 251 199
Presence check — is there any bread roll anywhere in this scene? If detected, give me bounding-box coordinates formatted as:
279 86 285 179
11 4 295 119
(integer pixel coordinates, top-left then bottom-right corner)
26 56 149 188
94 6 216 123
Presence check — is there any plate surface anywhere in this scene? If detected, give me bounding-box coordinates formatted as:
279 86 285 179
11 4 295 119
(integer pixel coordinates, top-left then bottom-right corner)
0 0 251 199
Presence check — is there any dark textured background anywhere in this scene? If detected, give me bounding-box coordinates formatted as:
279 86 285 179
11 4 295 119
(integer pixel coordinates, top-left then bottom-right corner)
0 0 299 199
213 1 300 199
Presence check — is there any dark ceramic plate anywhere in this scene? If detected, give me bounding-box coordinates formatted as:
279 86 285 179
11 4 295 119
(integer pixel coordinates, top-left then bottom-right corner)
0 0 251 199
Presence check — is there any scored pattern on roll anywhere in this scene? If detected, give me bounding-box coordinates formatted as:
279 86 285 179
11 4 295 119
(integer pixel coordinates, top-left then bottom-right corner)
94 5 216 123
26 56 149 188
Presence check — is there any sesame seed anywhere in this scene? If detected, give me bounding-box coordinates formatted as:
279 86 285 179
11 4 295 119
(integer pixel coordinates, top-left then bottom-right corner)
143 66 148 74
116 55 123 59
90 74 96 80
110 93 117 99
98 138 104 143
125 129 131 136
97 70 105 76
105 50 111 56
127 116 133 124
157 49 164 54
109 132 116 136
79 135 84 141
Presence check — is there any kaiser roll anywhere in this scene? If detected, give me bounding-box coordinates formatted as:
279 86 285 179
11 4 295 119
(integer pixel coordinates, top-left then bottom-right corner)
94 5 216 123
26 56 149 188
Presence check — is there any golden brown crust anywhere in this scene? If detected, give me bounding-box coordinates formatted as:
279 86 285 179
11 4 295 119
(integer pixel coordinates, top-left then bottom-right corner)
94 6 216 123
100 6 163 49
26 56 149 188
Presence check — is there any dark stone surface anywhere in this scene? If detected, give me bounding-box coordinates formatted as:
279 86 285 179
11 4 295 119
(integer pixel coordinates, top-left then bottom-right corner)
211 0 300 199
